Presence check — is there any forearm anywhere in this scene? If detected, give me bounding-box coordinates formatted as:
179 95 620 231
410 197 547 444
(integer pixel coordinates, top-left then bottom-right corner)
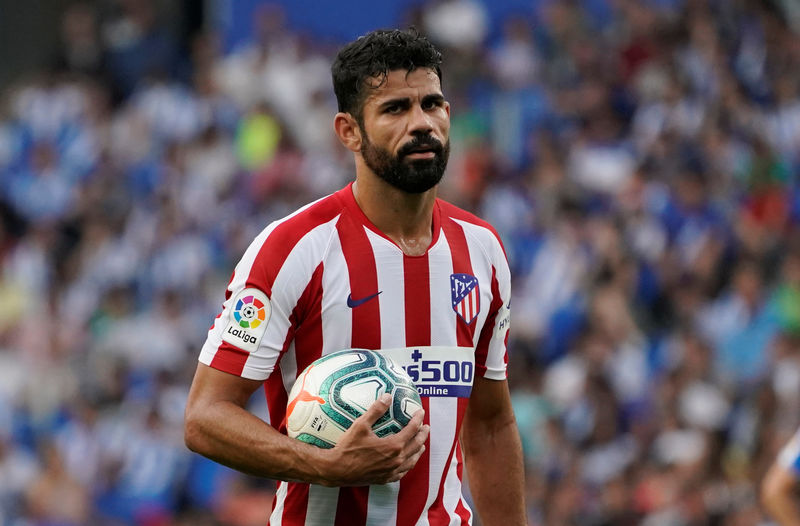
462 414 526 525
185 398 330 485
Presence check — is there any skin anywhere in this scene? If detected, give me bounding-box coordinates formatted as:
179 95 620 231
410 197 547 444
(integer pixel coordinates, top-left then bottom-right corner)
185 366 429 486
185 66 526 523
333 68 450 256
762 462 800 525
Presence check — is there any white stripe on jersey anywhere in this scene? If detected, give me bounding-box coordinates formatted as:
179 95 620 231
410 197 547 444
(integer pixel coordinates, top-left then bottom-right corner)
366 482 400 526
270 482 288 526
443 448 471 524
364 228 406 518
422 396 459 525
429 233 457 347
279 340 298 396
319 231 353 356
305 485 339 526
366 229 406 350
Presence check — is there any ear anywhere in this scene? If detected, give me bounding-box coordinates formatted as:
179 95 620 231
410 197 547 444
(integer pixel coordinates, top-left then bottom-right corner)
333 112 362 153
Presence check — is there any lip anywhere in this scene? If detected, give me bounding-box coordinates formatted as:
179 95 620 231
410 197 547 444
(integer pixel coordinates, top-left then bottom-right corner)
405 151 436 159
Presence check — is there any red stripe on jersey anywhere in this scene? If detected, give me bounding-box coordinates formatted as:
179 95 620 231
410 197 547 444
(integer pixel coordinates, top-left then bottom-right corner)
474 266 502 377
334 486 369 526
272 262 325 432
292 262 326 372
209 342 249 376
337 213 381 349
403 254 431 347
398 254 432 526
441 217 476 345
281 482 311 526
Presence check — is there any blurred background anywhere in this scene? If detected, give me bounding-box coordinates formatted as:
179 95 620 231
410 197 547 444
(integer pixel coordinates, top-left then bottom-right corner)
1 0 800 524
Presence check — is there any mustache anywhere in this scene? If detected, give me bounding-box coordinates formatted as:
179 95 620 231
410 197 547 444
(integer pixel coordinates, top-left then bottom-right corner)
398 136 444 158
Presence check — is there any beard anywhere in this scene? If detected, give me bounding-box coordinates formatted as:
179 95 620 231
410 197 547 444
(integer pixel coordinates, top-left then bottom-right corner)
361 132 450 194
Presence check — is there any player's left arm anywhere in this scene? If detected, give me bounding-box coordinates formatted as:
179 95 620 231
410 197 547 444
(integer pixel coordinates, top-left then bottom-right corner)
461 375 526 526
460 226 525 524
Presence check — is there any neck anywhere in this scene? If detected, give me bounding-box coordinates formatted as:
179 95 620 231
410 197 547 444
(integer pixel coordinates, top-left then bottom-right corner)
351 175 436 257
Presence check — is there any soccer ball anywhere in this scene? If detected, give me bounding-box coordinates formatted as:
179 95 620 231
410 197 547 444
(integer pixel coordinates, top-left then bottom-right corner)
286 349 422 448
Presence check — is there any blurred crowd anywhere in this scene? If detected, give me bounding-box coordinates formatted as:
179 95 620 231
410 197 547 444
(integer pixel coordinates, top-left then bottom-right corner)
2 0 800 524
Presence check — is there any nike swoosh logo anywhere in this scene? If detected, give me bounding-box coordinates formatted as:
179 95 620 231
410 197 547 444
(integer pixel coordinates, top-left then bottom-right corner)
347 291 382 308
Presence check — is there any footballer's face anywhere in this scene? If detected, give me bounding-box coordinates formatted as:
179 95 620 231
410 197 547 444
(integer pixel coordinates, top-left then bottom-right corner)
358 68 451 194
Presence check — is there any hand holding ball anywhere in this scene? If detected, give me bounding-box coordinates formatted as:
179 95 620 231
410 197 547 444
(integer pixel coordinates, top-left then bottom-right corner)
286 349 422 448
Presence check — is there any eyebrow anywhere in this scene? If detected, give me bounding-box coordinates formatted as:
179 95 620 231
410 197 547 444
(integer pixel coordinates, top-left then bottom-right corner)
377 93 445 111
422 94 445 106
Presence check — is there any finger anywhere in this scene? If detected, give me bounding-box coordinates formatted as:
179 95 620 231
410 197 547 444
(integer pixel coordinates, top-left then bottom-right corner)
387 444 427 482
394 409 425 441
415 424 430 446
356 393 392 427
403 425 429 458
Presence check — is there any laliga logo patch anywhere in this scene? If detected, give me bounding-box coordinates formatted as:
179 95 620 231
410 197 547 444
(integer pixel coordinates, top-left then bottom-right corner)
222 288 271 352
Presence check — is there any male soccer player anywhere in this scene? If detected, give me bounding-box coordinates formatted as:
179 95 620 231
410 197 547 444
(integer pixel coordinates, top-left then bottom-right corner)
184 28 526 525
762 428 800 525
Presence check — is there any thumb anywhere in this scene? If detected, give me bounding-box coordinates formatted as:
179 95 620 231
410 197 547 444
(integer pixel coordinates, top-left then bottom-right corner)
357 393 392 427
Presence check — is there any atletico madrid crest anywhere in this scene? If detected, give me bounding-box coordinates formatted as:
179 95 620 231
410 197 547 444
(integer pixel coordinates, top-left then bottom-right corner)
450 273 480 325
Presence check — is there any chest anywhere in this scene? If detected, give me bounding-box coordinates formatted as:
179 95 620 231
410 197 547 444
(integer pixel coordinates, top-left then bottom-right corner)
314 237 493 349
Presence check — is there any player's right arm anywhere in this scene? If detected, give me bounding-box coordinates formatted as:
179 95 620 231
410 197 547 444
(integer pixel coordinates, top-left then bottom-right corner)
184 362 429 487
762 459 800 525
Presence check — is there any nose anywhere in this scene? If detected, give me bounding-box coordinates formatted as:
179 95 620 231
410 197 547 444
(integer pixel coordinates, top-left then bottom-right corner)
408 103 433 135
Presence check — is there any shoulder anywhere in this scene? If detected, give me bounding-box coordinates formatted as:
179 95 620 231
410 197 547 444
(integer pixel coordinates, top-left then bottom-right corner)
251 189 349 253
236 189 348 286
437 198 507 259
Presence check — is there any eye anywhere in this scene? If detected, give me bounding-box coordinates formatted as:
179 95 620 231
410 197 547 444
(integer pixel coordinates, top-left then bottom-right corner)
384 104 403 114
422 98 444 110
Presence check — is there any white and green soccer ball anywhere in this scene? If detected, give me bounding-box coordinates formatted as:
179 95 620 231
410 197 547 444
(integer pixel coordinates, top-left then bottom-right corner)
286 349 423 448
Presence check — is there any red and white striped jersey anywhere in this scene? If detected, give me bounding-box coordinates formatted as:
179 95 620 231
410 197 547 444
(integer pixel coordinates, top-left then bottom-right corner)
199 183 511 526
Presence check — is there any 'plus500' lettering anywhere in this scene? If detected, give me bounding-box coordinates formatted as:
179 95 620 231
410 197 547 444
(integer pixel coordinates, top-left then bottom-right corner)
403 360 473 384
381 346 475 398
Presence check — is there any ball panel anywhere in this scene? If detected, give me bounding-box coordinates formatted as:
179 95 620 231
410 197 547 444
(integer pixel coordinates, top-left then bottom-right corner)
285 365 325 433
338 377 385 413
294 433 335 449
285 349 422 448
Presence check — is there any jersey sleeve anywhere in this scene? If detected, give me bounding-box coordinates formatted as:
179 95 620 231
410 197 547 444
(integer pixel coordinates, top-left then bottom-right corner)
474 233 511 381
199 209 337 381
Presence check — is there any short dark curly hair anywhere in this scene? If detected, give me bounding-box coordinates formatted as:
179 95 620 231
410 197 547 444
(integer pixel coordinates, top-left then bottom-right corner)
331 28 443 125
